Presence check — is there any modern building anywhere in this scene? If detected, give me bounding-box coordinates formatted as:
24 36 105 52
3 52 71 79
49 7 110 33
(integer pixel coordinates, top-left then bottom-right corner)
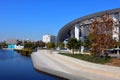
42 34 57 43
57 8 120 54
57 8 120 42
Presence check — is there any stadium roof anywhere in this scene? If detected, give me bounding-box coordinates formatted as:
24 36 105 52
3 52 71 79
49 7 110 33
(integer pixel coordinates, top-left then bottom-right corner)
57 8 120 42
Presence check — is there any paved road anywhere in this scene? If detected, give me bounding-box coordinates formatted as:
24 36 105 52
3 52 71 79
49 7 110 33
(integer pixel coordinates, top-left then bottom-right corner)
31 50 120 80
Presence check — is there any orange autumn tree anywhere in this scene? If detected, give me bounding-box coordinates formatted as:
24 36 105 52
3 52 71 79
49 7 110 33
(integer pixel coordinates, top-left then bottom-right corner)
89 13 118 56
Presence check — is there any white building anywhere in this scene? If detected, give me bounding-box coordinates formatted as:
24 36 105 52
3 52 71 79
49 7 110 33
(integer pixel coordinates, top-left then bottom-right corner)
42 34 57 43
14 45 24 50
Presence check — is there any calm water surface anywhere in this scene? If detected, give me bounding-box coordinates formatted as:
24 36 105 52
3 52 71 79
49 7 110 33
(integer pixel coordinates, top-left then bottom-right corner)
0 50 59 80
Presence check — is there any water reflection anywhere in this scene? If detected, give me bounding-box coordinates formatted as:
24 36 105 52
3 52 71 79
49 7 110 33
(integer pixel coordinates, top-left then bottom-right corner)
0 50 59 80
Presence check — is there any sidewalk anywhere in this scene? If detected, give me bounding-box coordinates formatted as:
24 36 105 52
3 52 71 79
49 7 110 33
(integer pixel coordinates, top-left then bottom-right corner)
31 50 120 80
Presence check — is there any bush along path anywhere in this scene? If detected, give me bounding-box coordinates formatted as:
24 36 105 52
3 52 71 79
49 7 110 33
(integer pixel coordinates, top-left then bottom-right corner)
59 53 110 64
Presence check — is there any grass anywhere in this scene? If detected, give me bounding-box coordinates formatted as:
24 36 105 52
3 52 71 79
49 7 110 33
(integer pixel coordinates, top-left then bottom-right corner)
59 53 111 64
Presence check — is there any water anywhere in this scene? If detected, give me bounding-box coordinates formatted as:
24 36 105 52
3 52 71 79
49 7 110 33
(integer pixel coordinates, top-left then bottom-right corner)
0 50 59 80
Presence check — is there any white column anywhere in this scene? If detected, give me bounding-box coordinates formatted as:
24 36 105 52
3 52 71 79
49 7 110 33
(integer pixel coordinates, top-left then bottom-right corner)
75 24 80 40
81 46 84 54
111 14 119 41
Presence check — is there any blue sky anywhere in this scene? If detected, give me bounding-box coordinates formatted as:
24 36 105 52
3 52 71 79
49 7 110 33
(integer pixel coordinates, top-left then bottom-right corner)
0 0 120 41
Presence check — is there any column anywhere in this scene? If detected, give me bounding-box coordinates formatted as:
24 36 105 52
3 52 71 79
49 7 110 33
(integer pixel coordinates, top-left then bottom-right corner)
81 25 85 41
112 14 119 41
70 27 75 38
75 24 80 40
80 25 85 54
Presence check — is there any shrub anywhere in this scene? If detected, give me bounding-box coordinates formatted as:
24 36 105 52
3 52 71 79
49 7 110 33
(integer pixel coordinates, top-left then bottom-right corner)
14 49 22 53
59 53 111 64
14 48 32 56
21 48 32 56
46 42 55 49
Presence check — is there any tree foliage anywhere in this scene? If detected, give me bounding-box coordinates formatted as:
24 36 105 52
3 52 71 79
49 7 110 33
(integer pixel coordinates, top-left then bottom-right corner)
24 41 38 50
0 42 7 48
37 41 45 47
82 35 91 48
89 14 118 56
67 38 80 54
16 40 24 46
46 42 55 49
58 42 65 49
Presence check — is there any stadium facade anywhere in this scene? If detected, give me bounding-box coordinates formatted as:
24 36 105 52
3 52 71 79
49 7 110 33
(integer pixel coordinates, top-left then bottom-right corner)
57 8 120 42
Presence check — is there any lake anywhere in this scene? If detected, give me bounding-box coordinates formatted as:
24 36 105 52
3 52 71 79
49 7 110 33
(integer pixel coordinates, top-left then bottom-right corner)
0 50 60 80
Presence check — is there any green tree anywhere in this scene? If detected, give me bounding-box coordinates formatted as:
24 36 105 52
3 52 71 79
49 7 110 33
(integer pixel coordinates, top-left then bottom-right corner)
46 42 55 49
37 41 45 47
83 35 91 48
31 43 37 50
0 42 7 48
0 44 1 49
24 41 32 48
58 42 65 49
24 41 38 50
67 38 79 54
16 40 24 46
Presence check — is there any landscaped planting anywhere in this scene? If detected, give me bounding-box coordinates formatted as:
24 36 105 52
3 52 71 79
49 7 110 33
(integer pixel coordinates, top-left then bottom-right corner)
59 53 111 64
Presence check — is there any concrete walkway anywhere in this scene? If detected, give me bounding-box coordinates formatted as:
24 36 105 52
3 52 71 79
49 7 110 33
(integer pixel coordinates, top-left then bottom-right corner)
31 50 120 80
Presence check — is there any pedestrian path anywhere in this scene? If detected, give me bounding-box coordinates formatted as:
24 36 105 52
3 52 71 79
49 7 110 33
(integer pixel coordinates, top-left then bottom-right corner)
31 50 120 80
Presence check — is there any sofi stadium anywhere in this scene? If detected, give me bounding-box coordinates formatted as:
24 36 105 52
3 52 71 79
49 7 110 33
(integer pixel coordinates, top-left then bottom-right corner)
57 8 120 42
